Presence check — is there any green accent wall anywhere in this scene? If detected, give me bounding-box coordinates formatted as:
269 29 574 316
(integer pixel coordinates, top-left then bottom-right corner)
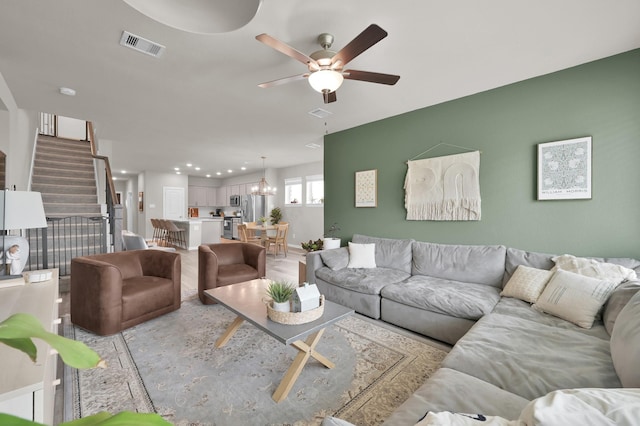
324 49 640 258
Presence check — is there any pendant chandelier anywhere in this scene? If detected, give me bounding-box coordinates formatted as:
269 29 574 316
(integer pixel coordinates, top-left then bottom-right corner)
251 156 276 196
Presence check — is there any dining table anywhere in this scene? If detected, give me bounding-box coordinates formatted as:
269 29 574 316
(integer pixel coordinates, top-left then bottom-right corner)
245 223 277 245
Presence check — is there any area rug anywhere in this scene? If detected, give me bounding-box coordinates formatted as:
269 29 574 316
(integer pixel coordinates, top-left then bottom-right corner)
64 297 447 426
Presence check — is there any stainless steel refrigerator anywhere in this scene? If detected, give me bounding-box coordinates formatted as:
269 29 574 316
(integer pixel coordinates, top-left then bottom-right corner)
241 195 266 223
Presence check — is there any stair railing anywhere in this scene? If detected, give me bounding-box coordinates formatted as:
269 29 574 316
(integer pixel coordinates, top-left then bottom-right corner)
87 121 123 252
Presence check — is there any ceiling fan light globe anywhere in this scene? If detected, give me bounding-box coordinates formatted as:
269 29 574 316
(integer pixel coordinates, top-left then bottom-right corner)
308 70 343 93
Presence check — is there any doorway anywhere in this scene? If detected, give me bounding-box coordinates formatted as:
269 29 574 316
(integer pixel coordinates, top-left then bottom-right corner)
163 187 185 220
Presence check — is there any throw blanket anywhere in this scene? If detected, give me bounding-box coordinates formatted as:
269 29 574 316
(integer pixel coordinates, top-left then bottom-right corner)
405 151 481 221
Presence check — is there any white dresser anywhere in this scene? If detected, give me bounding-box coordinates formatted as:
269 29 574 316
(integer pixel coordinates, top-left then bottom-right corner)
0 270 60 424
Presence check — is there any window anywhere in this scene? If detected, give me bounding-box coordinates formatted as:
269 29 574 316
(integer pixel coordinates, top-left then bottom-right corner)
306 175 324 205
284 177 302 205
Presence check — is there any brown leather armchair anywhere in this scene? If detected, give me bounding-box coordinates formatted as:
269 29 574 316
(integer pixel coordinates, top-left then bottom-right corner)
71 250 181 336
198 243 266 304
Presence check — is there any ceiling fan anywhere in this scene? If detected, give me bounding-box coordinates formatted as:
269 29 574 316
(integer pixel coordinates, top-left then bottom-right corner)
256 24 400 104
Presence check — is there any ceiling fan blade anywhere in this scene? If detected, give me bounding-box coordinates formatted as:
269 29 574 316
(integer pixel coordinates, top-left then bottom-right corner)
258 73 308 88
323 91 337 104
343 69 400 85
331 24 388 67
256 33 318 68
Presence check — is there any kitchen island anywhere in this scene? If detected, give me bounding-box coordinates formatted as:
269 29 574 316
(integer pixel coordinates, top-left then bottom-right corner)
171 218 222 249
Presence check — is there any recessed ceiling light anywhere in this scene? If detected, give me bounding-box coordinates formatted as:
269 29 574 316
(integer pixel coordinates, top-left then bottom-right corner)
241 166 246 170
59 87 76 96
195 167 200 171
305 143 322 149
121 170 126 174
206 174 211 178
186 163 192 167
176 171 181 175
227 169 233 173
216 172 222 176
112 177 117 180
174 167 180 171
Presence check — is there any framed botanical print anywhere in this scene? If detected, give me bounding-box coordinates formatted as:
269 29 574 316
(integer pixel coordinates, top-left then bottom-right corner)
537 136 592 200
355 169 377 207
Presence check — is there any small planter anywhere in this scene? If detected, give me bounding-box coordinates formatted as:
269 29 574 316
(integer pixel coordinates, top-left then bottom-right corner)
272 300 291 312
323 238 341 250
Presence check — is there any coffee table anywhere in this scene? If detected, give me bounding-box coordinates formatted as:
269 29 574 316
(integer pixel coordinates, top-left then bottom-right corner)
204 278 354 402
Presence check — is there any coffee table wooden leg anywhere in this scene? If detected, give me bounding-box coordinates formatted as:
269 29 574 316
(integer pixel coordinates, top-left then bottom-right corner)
215 316 244 348
272 328 329 403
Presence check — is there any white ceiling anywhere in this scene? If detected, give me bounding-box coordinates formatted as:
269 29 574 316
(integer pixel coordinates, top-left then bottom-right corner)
1 0 639 179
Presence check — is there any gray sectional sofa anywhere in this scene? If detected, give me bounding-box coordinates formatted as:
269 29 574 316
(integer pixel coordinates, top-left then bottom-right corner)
306 234 640 425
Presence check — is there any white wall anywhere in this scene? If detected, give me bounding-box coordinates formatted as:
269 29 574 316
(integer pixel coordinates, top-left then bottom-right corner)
139 171 188 238
57 116 86 140
275 161 323 247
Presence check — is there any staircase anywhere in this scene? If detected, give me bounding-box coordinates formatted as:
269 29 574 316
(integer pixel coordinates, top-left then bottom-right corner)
31 135 102 217
28 135 107 277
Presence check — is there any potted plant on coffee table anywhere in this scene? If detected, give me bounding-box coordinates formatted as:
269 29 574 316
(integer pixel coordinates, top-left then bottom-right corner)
266 281 295 312
323 222 341 250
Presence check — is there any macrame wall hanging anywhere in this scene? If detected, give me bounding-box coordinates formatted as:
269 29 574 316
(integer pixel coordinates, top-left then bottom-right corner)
404 143 481 221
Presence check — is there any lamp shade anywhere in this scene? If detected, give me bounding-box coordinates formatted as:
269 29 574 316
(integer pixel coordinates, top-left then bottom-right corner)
308 70 344 93
0 190 48 230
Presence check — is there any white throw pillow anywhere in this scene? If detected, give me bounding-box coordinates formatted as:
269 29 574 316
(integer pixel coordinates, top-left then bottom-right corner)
501 265 553 303
552 254 637 284
347 242 376 268
519 388 640 426
416 412 520 426
534 269 617 328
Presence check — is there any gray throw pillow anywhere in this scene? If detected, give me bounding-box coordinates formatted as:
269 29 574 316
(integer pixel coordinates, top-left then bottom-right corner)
604 280 640 335
610 290 640 387
320 247 349 271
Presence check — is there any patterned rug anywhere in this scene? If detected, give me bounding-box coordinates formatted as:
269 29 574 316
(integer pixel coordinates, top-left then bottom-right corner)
64 297 446 426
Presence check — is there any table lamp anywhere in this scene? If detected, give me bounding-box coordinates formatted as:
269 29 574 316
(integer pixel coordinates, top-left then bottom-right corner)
0 190 48 280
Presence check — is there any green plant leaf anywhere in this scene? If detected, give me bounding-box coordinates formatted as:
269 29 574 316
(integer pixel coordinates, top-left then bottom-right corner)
0 313 103 369
0 413 41 425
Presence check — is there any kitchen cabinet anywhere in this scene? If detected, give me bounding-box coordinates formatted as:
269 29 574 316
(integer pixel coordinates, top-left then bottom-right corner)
0 270 60 424
217 186 229 206
189 186 218 207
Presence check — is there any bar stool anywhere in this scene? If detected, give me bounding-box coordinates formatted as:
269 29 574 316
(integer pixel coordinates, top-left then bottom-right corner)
163 220 187 249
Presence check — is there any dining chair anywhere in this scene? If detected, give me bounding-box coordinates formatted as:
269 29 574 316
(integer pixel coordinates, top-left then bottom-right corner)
245 221 259 238
238 223 263 246
265 223 289 257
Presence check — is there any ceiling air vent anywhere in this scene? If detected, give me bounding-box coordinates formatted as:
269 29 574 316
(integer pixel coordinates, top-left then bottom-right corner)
308 108 332 119
120 31 165 58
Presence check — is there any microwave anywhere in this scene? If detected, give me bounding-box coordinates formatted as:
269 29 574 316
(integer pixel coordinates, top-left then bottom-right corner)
230 195 241 207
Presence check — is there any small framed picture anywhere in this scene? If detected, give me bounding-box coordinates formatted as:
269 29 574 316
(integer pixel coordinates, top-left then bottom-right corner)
355 169 377 207
138 192 144 211
537 136 592 200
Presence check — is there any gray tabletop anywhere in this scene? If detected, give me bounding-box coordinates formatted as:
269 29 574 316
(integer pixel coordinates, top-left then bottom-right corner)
204 279 354 345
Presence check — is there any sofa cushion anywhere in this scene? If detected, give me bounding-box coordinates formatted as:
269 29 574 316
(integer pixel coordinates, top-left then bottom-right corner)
381 368 529 425
347 242 377 268
603 280 640 335
533 270 618 329
552 254 637 284
316 266 410 295
500 265 553 303
320 247 349 270
442 313 621 400
352 234 413 273
491 297 610 340
381 276 501 320
412 241 506 287
503 248 555 287
121 276 174 321
610 290 640 387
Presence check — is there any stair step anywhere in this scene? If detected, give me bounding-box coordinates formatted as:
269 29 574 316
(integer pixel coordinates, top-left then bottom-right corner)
41 193 97 204
36 145 93 159
32 175 96 187
44 203 102 214
37 136 92 150
34 158 94 172
33 166 95 179
38 134 90 145
31 184 97 195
